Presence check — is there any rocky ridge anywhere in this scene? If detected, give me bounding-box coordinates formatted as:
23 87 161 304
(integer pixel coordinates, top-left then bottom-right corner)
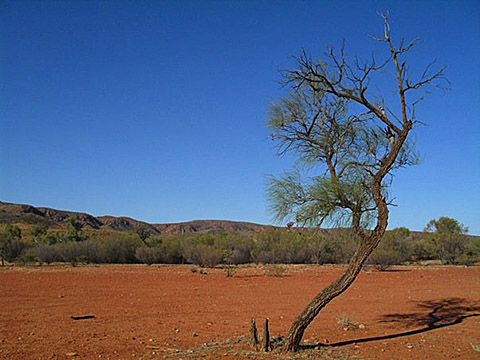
0 201 272 234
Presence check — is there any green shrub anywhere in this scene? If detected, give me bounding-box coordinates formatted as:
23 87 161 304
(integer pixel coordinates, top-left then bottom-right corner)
1 225 25 264
338 315 359 330
161 239 184 264
184 243 223 267
454 236 480 265
228 248 247 264
421 217 469 264
18 219 477 266
264 264 287 277
252 250 274 264
29 223 49 243
135 245 163 265
369 248 401 271
34 244 62 264
368 227 413 269
61 216 88 242
223 265 236 277
96 237 142 263
18 251 36 264
59 241 87 263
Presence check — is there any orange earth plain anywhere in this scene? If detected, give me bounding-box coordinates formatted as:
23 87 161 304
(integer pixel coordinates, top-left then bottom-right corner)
0 264 479 359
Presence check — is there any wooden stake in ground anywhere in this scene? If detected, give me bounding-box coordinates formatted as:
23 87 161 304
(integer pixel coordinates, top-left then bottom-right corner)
263 318 270 352
250 318 259 350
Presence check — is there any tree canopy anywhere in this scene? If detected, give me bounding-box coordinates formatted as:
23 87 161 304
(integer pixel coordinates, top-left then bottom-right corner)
266 13 447 352
266 14 444 234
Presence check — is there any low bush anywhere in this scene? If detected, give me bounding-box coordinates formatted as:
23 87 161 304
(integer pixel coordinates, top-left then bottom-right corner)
160 239 184 264
264 264 287 277
3 240 31 263
59 241 87 263
35 244 62 264
369 248 400 271
18 251 36 264
252 249 274 264
96 237 141 263
13 217 477 266
184 244 223 268
368 227 414 270
338 315 359 331
135 245 163 265
229 246 251 264
223 265 236 277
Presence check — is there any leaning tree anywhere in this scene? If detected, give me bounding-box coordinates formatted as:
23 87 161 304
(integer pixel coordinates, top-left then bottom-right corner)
266 14 446 352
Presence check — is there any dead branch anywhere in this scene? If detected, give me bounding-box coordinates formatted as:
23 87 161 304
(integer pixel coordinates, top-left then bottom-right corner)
250 318 259 349
263 318 270 352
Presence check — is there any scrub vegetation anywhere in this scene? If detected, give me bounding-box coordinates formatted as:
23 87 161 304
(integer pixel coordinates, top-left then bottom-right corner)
0 216 477 268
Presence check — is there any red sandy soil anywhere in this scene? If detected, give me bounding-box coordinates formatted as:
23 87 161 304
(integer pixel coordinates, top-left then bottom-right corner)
0 264 479 359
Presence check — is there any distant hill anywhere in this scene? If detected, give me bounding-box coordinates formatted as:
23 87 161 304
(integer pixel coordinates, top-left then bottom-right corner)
3 201 477 238
0 201 273 234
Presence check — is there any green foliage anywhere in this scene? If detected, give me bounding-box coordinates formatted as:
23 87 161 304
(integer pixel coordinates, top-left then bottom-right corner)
251 228 356 265
421 217 469 264
265 75 418 230
3 224 22 241
310 229 357 264
29 223 49 242
223 265 236 277
136 226 151 244
338 315 359 331
135 245 163 265
10 217 475 266
425 217 468 234
95 237 141 263
18 251 36 264
368 248 398 271
460 236 480 265
183 243 223 268
267 87 370 228
0 225 29 264
263 264 287 277
35 243 62 264
159 237 184 264
369 227 413 270
29 223 61 245
65 216 83 231
61 217 87 242
43 232 61 245
58 241 89 263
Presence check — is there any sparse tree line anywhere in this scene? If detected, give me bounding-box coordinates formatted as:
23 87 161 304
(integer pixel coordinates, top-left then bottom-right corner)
0 216 478 268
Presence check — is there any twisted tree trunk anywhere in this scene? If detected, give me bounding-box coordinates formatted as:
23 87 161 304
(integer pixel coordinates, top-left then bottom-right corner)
283 235 382 351
284 178 389 352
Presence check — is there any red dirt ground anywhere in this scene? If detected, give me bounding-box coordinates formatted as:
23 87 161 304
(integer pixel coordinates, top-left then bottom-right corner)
0 264 479 359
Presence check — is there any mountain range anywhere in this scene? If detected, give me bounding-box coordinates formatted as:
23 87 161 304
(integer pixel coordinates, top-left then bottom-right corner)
5 201 473 238
0 201 274 234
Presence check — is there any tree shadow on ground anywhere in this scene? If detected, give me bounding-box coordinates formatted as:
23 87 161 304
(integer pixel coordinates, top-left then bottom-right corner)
308 297 480 349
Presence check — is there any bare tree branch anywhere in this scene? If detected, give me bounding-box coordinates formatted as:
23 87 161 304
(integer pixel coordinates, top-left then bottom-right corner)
266 13 447 352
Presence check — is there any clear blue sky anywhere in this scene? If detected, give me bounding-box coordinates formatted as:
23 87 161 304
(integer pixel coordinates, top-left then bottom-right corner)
1 0 479 234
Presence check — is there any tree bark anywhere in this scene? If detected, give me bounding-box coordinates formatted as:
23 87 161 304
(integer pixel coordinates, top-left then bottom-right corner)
284 178 389 352
283 238 381 351
276 14 426 352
